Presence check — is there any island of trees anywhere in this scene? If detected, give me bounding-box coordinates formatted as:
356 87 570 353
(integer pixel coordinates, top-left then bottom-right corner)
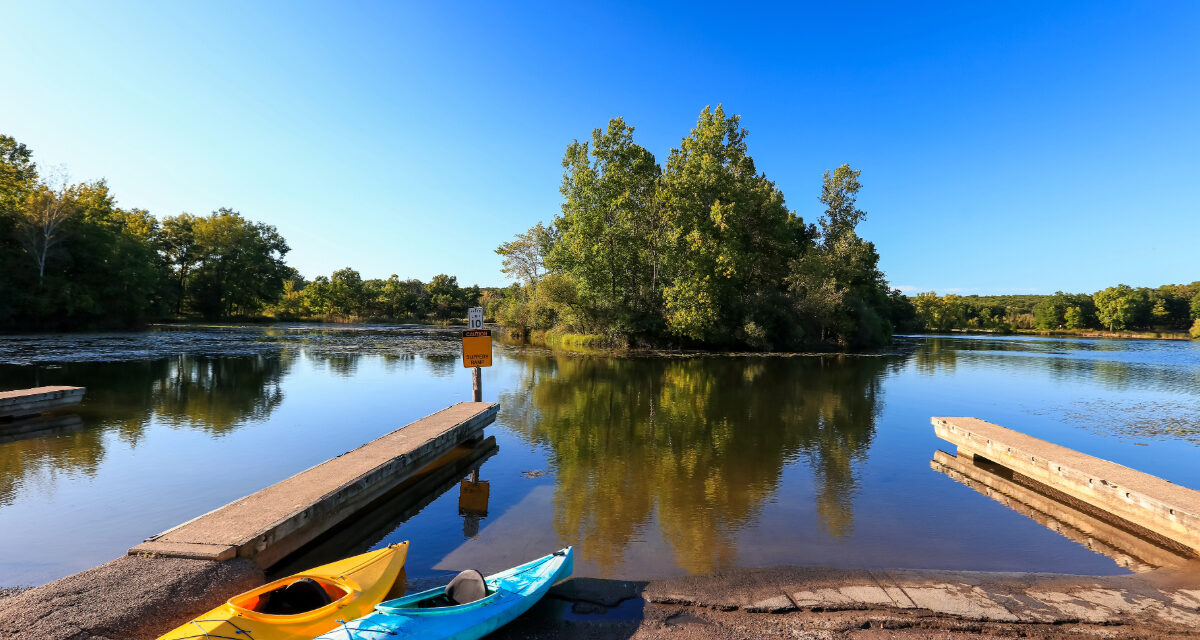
492 106 905 350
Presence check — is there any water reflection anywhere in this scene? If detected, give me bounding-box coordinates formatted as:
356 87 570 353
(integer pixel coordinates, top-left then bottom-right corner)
151 355 290 432
501 354 891 575
0 354 292 506
0 421 104 508
305 351 361 378
905 336 1200 395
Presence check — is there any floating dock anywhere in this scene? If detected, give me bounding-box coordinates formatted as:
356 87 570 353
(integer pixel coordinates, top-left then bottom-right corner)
131 401 498 568
0 386 85 420
932 416 1200 558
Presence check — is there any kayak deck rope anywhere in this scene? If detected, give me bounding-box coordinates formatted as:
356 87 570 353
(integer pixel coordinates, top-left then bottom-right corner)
333 618 398 636
178 617 255 639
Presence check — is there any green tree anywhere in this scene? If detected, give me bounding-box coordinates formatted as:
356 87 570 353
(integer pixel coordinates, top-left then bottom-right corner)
551 118 663 333
912 292 968 332
1093 284 1145 331
302 276 332 315
658 106 801 345
188 208 290 319
402 278 431 317
0 135 39 326
496 221 553 299
1033 297 1065 330
327 267 365 316
0 135 37 215
15 180 78 288
787 165 890 347
272 276 309 319
159 213 201 314
426 273 464 320
1064 306 1085 329
8 178 166 327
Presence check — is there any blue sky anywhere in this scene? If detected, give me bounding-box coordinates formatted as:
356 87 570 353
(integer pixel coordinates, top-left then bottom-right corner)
2 1 1196 293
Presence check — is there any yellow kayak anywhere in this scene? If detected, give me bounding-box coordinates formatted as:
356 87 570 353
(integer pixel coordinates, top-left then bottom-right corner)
157 542 409 640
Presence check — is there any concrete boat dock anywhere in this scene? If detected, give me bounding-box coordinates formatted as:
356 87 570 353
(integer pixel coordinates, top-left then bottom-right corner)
131 401 498 568
931 449 1196 572
0 401 499 639
0 386 85 420
933 416 1200 557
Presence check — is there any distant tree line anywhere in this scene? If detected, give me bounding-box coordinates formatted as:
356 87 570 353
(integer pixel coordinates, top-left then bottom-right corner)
266 269 484 322
0 133 481 330
908 284 1200 337
491 106 908 350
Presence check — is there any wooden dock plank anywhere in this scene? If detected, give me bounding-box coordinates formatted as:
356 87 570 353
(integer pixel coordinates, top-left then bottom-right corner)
933 416 1200 555
131 401 498 567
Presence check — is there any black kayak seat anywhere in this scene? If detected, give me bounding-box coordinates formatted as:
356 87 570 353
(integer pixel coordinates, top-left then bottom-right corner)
259 577 333 614
445 569 487 605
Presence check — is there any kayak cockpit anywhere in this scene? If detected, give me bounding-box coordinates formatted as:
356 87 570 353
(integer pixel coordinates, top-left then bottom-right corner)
377 571 505 614
228 576 351 617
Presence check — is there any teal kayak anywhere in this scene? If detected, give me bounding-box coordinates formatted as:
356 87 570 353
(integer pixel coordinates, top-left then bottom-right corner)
315 547 573 640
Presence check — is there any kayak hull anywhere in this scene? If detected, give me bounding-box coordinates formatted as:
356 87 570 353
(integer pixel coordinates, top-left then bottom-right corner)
317 547 573 640
155 542 408 640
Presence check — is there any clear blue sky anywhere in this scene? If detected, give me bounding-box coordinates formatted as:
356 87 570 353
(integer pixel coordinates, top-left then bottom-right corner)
2 1 1196 294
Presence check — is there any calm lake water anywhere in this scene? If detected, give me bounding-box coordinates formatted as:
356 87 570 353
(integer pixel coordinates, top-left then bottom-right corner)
1 325 1198 589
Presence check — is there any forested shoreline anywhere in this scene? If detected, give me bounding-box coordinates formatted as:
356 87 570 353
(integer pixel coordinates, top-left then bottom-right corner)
909 286 1200 338
4 127 1196 345
0 134 484 331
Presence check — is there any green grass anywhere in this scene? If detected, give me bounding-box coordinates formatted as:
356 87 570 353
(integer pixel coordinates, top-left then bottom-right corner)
539 329 627 352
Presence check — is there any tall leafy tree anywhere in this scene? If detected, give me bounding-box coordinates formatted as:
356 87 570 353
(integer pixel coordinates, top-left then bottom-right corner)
552 117 662 332
1093 284 1145 331
496 221 553 299
788 165 890 347
15 180 77 288
426 273 466 320
0 136 38 326
159 213 201 314
188 208 290 319
658 106 801 345
327 267 366 316
0 135 37 215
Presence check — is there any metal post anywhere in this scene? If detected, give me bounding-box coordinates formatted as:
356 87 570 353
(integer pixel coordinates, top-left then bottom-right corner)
472 366 482 402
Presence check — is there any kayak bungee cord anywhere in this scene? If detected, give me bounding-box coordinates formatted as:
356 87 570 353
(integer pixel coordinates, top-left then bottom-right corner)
178 617 256 640
329 619 398 637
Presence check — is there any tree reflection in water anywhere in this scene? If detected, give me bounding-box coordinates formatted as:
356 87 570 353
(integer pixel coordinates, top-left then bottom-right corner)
0 353 292 506
501 353 890 575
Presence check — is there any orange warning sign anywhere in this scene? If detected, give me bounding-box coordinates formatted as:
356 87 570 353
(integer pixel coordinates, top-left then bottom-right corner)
462 329 492 368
